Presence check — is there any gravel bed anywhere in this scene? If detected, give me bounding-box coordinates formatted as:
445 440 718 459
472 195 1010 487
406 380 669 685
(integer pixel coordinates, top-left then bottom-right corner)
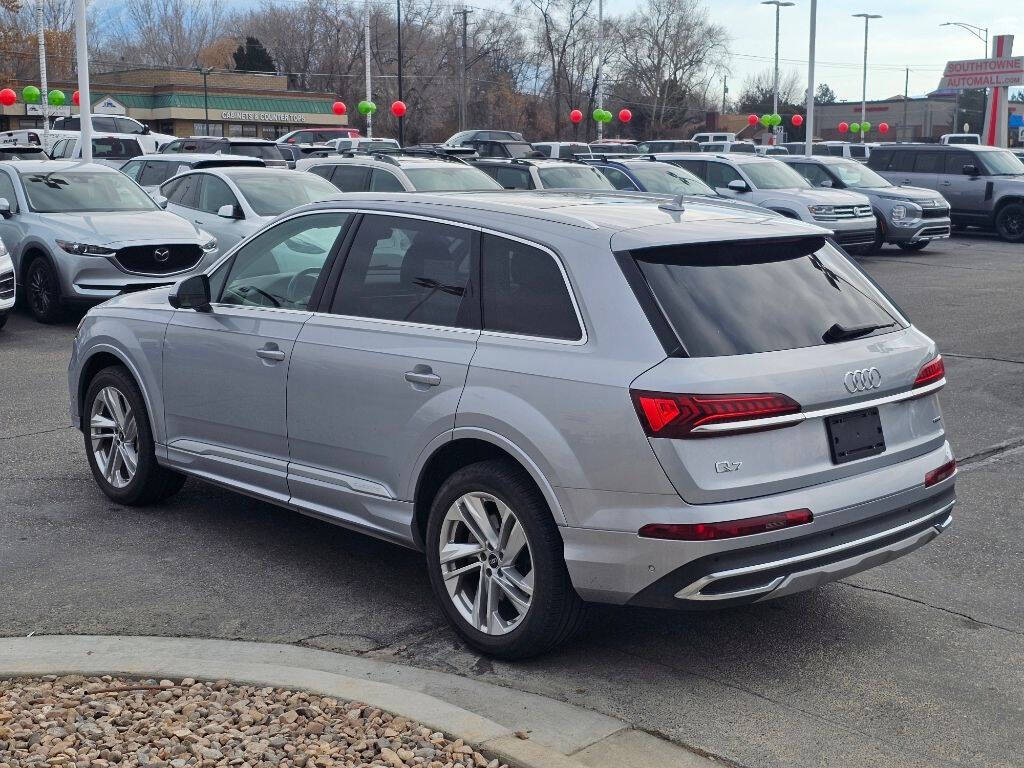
0 676 510 768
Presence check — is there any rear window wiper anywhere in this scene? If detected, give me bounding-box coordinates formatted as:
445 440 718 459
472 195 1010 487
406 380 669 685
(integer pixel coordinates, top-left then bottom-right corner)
822 321 895 344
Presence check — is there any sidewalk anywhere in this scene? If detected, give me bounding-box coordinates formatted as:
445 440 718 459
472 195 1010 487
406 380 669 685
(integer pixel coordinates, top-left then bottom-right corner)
0 635 723 768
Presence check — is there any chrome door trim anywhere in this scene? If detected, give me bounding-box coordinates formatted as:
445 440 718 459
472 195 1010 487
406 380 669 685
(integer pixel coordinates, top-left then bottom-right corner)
675 501 955 601
690 378 946 434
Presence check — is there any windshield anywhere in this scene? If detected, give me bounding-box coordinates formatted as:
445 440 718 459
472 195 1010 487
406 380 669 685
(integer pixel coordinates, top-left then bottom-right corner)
537 165 614 189
830 160 891 188
742 161 811 189
403 166 502 191
628 163 715 195
229 144 284 161
19 170 158 213
0 149 45 160
233 172 339 216
979 150 1024 176
504 143 537 158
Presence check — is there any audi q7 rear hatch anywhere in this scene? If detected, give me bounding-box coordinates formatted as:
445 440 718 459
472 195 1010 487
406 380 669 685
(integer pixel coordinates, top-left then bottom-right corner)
621 235 946 504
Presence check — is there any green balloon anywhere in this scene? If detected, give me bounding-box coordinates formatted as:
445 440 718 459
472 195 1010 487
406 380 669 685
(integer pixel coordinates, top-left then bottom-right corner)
592 108 602 121
357 100 376 115
861 121 871 132
850 122 861 133
22 86 39 104
48 89 65 107
601 109 613 123
759 114 770 127
771 113 781 126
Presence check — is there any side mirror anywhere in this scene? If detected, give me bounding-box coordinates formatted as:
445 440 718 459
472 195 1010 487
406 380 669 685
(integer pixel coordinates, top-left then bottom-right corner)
727 179 750 192
962 164 979 176
217 203 241 219
153 195 168 209
818 179 833 188
0 197 12 218
142 125 151 135
168 274 211 311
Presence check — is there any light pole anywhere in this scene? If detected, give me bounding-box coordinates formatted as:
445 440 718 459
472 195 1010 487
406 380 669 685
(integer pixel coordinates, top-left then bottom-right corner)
196 66 213 136
852 13 882 143
761 1 795 143
74 0 92 162
804 0 817 156
596 0 604 141
940 21 989 57
396 0 403 145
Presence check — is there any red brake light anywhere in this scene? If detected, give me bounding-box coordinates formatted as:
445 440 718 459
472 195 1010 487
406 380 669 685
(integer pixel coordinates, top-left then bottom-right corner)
925 458 956 487
914 355 945 389
639 509 813 541
631 391 801 438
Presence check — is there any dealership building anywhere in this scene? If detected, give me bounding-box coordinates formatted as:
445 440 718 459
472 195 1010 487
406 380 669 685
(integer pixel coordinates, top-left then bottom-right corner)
0 67 349 139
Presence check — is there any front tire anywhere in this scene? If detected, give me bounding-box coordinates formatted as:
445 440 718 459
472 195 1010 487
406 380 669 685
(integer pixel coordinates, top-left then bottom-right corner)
24 256 64 323
425 459 586 659
0 312 7 330
83 366 186 506
897 241 928 252
994 203 1024 243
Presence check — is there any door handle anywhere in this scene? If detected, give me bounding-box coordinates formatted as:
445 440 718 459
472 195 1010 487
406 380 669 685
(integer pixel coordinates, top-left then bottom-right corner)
256 344 286 362
405 369 441 387
941 181 952 186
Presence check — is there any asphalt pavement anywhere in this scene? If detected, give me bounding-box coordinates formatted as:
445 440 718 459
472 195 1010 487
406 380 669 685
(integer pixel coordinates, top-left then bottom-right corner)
1 233 1022 768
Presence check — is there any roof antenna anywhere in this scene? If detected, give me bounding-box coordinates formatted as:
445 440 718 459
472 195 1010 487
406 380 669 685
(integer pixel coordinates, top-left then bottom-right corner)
659 193 686 212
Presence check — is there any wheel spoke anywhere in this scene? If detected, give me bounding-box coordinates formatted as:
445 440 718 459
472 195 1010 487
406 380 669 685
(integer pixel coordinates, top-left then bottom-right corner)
123 413 138 442
457 494 498 548
442 560 481 583
471 566 488 630
498 566 534 598
500 520 528 566
439 541 484 565
104 443 122 483
118 442 138 476
103 388 127 429
493 571 531 614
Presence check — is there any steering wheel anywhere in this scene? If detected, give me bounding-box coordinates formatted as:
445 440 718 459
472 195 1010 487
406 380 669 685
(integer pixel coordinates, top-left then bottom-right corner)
286 267 321 307
224 284 281 308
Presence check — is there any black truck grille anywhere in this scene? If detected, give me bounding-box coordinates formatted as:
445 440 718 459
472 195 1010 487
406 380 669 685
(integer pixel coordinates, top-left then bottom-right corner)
114 244 204 275
921 207 949 219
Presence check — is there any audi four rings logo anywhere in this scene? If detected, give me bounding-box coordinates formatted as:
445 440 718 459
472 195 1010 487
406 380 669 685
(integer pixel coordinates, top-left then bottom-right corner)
844 367 882 393
153 248 170 263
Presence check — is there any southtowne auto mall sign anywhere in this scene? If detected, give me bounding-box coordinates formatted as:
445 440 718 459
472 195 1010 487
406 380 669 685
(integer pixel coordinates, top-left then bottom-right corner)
938 56 1024 89
220 110 307 123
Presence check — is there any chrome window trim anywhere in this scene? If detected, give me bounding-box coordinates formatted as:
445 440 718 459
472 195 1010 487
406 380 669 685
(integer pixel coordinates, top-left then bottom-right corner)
689 377 946 434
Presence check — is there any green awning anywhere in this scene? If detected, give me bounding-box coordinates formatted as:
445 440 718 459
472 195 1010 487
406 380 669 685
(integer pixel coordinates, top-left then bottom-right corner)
92 92 333 114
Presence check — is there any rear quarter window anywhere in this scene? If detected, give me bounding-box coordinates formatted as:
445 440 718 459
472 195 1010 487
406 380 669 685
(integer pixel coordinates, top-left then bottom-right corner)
631 238 905 357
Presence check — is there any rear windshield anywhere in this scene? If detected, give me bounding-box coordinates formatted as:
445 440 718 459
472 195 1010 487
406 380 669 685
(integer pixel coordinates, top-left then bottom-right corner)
536 165 614 189
628 163 715 195
403 166 502 191
229 143 284 161
93 138 142 159
633 238 905 357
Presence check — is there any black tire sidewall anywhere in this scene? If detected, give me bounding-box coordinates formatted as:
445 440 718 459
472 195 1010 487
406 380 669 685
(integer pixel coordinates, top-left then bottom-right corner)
425 460 576 658
995 204 1024 243
897 241 928 252
83 367 161 505
25 256 62 323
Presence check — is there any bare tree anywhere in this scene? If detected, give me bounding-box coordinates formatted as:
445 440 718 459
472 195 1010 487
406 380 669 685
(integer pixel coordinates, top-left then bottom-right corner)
737 67 803 114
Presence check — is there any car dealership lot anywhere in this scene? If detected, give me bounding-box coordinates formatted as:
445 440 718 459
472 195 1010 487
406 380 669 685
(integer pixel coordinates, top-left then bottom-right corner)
1 235 1022 768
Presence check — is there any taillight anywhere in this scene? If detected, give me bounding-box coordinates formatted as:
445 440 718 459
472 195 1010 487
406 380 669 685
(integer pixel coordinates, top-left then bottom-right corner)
639 509 813 541
925 458 956 487
630 391 801 438
914 355 945 389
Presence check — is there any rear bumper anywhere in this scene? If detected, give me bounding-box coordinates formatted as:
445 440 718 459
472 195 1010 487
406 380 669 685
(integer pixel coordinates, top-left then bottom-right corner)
560 442 956 606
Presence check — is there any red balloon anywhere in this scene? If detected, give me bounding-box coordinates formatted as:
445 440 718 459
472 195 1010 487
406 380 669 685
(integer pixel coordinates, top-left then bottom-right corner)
0 88 16 107
791 113 804 127
878 122 890 134
569 109 583 124
332 101 346 116
747 114 759 126
390 100 407 118
838 121 849 134
72 90 80 106
618 108 632 123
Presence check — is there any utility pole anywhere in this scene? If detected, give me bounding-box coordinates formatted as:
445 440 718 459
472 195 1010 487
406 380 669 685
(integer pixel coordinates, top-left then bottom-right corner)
903 67 909 140
804 0 816 156
853 13 882 143
721 75 728 117
364 0 373 137
196 67 212 136
74 0 91 161
36 0 49 149
457 6 470 131
596 0 603 140
396 0 403 145
762 1 795 144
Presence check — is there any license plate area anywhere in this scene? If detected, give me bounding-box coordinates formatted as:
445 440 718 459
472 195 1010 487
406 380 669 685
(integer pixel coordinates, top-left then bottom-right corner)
826 407 886 464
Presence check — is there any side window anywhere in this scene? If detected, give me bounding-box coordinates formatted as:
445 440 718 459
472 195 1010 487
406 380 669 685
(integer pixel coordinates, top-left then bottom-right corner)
848 145 867 159
330 215 474 327
308 165 334 180
335 139 352 152
115 117 144 134
121 160 144 180
220 212 350 309
369 169 405 191
913 152 942 173
0 172 19 212
92 116 117 132
166 174 200 208
197 175 238 214
793 163 832 187
889 151 916 172
944 151 974 174
331 165 370 192
599 167 637 190
490 166 531 189
867 148 891 169
827 145 845 156
162 140 182 154
706 162 741 189
50 139 66 158
672 159 706 179
481 234 580 340
138 161 171 186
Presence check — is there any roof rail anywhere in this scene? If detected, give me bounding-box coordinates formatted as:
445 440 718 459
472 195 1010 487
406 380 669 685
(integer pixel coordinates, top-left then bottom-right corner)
370 152 402 166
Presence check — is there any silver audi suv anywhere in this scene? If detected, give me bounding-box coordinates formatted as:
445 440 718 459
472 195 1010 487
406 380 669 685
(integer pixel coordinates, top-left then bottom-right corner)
69 191 956 658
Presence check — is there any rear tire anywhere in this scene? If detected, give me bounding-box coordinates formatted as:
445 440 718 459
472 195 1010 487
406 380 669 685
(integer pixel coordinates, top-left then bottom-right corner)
897 241 928 252
425 459 586 659
83 366 186 506
994 202 1024 243
24 256 64 324
0 312 7 330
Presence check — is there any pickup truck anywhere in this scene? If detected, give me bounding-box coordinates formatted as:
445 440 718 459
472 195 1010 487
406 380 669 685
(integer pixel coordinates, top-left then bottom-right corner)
48 133 146 168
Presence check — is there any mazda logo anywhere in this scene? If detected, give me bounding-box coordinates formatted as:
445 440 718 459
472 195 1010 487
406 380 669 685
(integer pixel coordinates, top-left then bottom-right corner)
153 247 170 263
844 367 882 393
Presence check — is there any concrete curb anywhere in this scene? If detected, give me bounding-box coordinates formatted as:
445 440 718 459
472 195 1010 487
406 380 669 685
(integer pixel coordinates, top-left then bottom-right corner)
0 635 721 768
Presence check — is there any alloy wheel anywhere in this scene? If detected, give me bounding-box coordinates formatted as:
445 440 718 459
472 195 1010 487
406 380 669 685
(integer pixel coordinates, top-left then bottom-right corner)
90 386 139 489
28 262 52 317
438 491 534 635
1000 208 1024 239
